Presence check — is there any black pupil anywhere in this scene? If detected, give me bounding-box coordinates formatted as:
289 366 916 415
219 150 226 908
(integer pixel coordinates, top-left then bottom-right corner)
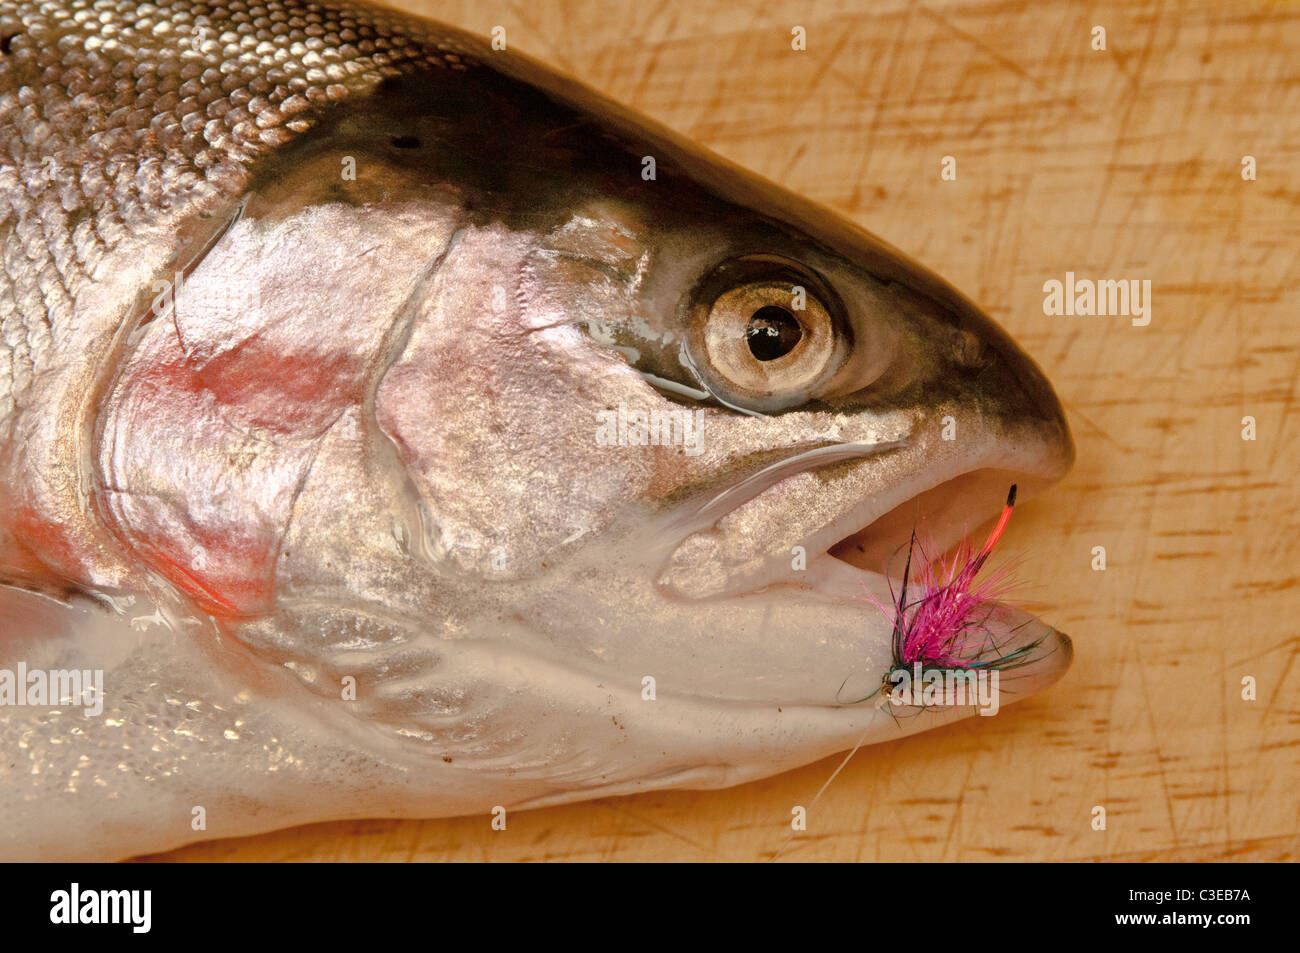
745 306 803 361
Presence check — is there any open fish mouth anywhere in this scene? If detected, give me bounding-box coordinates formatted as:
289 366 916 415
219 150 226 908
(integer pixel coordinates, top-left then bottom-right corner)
828 467 1053 581
658 446 1066 599
655 444 1074 703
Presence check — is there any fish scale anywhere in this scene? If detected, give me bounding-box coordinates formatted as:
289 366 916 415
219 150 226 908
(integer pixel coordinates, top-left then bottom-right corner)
0 0 481 437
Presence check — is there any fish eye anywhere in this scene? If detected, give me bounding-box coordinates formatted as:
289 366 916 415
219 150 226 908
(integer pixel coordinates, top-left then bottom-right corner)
688 256 846 411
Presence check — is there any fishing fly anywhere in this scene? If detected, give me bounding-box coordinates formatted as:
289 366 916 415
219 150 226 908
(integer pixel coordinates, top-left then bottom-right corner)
773 486 1054 860
840 484 1055 712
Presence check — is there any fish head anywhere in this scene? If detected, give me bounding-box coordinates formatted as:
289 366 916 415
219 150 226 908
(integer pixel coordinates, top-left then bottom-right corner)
97 56 1075 805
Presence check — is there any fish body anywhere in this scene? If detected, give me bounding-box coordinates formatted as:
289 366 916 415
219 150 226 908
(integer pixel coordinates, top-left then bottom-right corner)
0 0 1073 859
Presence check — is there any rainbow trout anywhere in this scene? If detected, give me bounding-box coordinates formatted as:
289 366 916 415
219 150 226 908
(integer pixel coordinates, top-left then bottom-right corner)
0 0 1074 859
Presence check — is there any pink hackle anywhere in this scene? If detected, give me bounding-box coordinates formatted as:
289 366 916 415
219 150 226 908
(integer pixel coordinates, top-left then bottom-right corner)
897 532 1018 669
868 487 1021 670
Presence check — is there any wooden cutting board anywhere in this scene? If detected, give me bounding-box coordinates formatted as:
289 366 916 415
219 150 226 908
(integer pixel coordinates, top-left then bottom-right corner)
146 0 1300 861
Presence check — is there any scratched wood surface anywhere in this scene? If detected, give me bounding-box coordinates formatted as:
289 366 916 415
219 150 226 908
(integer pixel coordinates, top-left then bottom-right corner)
145 0 1300 862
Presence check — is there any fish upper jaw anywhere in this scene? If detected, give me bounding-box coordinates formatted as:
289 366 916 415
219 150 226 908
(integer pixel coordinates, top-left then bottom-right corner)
655 409 1073 603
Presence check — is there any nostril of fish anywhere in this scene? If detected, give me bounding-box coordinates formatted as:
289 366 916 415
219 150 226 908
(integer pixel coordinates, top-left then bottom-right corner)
950 328 988 368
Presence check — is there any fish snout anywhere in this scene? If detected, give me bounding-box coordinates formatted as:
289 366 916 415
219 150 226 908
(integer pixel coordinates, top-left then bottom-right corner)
820 280 1075 586
949 292 1075 491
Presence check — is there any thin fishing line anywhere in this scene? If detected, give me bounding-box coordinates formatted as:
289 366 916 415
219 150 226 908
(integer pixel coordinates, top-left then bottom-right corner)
770 717 876 863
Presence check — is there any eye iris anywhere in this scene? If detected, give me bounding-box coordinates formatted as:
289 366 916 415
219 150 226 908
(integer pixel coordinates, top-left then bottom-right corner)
745 305 802 361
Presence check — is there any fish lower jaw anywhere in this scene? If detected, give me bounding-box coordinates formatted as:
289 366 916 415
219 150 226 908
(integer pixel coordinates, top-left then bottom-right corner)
796 546 1073 704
